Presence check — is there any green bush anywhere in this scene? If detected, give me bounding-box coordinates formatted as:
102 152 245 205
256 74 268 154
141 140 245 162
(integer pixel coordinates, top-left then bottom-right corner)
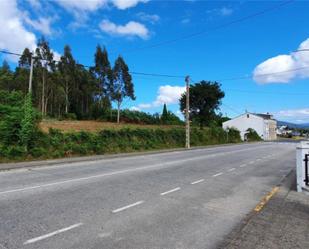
0 126 242 161
3 146 27 159
246 128 262 141
63 113 77 120
227 127 242 143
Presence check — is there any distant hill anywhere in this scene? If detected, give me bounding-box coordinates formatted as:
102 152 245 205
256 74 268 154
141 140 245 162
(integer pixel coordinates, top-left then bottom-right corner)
277 121 309 129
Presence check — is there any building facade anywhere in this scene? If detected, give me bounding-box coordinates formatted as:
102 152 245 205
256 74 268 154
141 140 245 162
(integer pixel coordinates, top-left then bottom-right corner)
222 113 277 141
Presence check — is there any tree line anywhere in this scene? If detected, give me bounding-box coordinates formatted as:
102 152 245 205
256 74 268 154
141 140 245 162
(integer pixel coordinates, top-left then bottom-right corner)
0 37 135 123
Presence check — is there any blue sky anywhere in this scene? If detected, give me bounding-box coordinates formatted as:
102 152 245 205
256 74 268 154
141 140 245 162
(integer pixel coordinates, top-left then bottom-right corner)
1 0 309 123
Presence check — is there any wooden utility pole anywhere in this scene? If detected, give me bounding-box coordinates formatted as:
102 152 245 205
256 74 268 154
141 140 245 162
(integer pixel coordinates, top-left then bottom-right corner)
28 56 34 93
185 76 190 149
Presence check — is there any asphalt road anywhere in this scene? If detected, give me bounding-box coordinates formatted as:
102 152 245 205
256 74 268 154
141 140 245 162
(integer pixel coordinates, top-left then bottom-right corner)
0 142 296 249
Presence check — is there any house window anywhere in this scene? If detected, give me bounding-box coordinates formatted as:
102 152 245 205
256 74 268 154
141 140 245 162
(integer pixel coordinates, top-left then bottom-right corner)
247 114 249 118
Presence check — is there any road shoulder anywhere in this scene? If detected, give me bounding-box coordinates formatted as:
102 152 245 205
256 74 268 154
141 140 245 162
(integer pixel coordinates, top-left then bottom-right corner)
220 169 309 249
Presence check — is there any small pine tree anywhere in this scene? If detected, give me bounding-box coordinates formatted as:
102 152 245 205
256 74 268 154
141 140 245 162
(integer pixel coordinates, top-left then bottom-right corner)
161 103 168 124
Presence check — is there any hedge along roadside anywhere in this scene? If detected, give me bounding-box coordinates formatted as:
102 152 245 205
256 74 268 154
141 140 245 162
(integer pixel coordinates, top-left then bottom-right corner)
0 127 241 162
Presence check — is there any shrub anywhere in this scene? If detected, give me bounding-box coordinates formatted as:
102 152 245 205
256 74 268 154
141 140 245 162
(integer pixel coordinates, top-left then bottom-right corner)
30 147 47 158
3 146 27 159
246 128 262 141
63 113 77 120
227 127 242 143
0 126 242 161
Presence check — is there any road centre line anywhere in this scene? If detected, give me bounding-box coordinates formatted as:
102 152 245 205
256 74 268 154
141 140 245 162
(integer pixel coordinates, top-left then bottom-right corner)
227 168 236 172
112 201 144 213
213 172 223 177
23 223 83 245
160 187 181 196
0 147 267 196
191 179 205 185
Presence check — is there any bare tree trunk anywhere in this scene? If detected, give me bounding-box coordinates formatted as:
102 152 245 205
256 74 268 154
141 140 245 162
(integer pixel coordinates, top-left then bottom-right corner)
117 100 121 124
65 80 69 114
41 72 45 115
44 96 48 115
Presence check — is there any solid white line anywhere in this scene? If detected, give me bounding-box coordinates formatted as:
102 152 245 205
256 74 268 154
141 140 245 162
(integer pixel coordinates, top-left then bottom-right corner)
0 146 270 196
23 223 83 245
213 172 223 177
191 179 205 185
227 168 236 172
160 187 181 196
112 201 144 213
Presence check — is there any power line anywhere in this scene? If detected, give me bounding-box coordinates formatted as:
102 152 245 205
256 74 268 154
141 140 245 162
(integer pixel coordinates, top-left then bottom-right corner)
217 66 309 82
225 88 309 96
221 103 243 115
0 49 185 78
2 48 309 91
114 0 295 54
129 71 184 79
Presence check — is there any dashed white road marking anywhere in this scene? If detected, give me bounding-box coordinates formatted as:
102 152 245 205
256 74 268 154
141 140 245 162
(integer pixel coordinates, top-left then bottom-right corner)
191 179 205 185
227 168 236 172
23 223 83 245
249 161 255 164
160 187 181 196
239 164 247 168
0 147 264 196
213 172 223 177
112 201 144 213
256 158 262 161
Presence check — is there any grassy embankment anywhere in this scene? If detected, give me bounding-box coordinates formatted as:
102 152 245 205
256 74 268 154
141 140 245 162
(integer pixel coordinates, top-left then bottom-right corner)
0 120 241 162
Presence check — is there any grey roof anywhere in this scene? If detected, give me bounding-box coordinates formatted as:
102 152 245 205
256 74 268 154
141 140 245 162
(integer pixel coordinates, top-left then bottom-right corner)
254 113 273 120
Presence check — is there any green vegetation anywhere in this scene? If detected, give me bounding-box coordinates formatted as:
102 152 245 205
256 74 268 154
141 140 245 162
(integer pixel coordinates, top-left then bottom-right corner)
180 81 225 129
246 128 262 141
0 126 241 162
0 38 137 121
0 91 242 161
0 38 243 162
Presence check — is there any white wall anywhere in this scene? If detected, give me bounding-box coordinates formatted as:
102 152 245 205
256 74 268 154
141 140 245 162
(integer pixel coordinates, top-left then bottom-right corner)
223 113 264 140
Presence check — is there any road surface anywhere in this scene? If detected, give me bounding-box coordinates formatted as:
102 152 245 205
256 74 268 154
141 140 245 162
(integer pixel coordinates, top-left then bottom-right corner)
0 142 296 249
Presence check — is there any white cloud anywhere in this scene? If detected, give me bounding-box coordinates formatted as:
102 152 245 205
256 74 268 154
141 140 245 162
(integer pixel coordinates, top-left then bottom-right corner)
24 16 55 36
0 0 36 61
132 85 186 111
55 0 107 12
99 19 149 39
0 1 61 63
130 106 141 111
154 85 186 106
136 12 160 24
52 50 61 62
55 0 147 11
253 37 309 84
275 108 309 123
112 0 148 10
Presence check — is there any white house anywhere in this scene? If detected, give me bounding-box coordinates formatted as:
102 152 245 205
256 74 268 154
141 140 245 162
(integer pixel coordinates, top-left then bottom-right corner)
222 113 277 141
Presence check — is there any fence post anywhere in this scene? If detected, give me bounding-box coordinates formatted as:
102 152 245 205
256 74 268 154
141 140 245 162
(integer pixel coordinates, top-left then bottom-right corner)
296 141 309 192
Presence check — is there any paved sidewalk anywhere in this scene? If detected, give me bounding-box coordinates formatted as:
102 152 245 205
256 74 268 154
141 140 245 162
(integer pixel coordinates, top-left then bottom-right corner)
222 170 309 249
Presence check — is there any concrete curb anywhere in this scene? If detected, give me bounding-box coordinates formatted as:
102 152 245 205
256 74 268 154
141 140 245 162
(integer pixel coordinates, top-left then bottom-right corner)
0 142 265 172
219 169 296 249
